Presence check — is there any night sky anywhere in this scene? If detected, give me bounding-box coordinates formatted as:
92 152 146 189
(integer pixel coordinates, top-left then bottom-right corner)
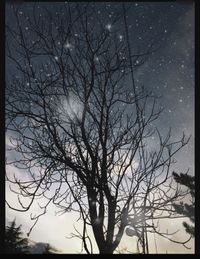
5 1 194 254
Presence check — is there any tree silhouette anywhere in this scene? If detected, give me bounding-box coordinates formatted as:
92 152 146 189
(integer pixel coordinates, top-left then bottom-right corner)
5 219 29 254
125 170 194 253
6 2 191 254
172 172 195 237
42 243 59 254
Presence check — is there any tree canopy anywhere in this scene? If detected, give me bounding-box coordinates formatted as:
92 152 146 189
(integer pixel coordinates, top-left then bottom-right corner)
6 2 192 254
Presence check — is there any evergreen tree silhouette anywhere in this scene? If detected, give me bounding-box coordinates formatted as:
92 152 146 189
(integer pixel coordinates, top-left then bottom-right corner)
5 219 29 254
173 172 195 237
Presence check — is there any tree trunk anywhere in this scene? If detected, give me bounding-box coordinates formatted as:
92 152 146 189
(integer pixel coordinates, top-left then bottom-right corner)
99 246 114 254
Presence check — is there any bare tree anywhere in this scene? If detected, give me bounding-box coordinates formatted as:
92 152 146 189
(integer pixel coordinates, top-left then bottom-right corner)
125 170 193 254
6 3 191 254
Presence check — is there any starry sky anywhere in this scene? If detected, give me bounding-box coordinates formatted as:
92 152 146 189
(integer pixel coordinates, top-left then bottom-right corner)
5 1 194 254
